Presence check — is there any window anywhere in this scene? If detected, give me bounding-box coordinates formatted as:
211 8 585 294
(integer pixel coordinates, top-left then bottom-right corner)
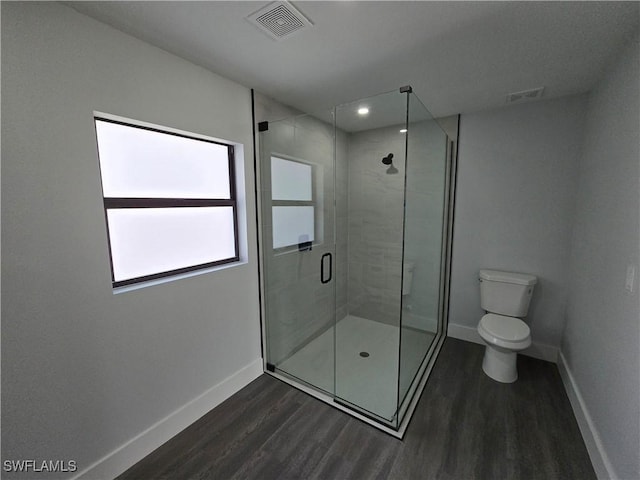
271 156 316 250
94 116 239 288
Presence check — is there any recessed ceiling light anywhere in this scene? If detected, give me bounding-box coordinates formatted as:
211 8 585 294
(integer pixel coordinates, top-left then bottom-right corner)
357 107 369 115
399 128 408 133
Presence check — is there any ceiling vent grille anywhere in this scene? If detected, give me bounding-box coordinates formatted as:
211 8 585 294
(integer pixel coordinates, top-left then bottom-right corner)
247 1 313 41
506 86 545 104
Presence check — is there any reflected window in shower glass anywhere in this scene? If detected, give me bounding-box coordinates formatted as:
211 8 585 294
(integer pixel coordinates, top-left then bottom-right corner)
271 156 317 250
272 206 315 249
271 157 312 201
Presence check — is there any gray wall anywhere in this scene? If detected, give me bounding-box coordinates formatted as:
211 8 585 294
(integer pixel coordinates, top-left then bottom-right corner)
449 95 588 354
562 35 639 480
2 3 261 478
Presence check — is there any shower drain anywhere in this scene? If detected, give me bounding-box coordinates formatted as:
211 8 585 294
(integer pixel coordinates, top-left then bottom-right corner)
359 351 370 358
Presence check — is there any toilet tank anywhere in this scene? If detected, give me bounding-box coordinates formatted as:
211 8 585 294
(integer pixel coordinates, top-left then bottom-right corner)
479 269 537 317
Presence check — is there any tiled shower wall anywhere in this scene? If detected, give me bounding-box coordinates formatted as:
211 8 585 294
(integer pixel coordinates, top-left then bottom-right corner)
347 119 448 330
346 125 406 325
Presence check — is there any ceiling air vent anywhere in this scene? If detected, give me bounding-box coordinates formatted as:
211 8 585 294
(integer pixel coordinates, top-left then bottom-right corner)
247 1 313 41
506 86 545 104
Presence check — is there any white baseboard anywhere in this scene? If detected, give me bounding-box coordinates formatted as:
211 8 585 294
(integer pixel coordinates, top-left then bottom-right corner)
447 323 558 363
557 351 616 480
73 357 263 480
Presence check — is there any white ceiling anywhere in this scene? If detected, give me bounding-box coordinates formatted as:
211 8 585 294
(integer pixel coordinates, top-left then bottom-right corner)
68 1 639 118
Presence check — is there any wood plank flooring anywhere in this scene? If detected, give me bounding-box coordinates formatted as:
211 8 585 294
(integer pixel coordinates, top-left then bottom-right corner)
118 338 595 479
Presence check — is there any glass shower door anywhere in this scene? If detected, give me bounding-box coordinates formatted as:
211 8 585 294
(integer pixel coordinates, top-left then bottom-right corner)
259 114 336 395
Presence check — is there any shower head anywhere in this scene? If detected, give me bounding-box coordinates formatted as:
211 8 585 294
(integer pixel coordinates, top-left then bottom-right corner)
382 153 394 165
386 164 398 175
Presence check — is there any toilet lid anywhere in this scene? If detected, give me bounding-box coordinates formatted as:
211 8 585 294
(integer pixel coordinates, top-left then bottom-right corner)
480 314 530 342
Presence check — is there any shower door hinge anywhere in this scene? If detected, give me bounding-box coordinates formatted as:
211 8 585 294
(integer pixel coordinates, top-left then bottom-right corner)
266 362 275 372
400 85 413 93
258 121 269 132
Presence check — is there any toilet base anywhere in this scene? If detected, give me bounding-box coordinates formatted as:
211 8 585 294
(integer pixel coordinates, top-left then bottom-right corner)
482 345 518 383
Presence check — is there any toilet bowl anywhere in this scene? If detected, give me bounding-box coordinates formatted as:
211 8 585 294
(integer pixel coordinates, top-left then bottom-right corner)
478 313 531 383
477 269 537 383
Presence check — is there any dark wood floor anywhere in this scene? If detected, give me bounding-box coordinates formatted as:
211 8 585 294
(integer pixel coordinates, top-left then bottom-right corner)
118 338 595 480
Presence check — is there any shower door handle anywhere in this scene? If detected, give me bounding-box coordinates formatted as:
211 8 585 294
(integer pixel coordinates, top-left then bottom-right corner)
321 253 332 284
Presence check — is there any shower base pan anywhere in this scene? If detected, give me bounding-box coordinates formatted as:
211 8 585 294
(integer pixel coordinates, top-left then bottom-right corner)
266 315 445 438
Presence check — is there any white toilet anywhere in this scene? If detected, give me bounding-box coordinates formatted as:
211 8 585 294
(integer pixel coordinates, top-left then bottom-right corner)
477 269 537 383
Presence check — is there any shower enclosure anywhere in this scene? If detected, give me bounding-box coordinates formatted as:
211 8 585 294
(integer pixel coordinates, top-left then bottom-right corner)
256 87 455 435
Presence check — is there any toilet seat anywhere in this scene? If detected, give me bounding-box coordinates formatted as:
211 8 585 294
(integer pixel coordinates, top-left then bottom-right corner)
478 314 531 350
